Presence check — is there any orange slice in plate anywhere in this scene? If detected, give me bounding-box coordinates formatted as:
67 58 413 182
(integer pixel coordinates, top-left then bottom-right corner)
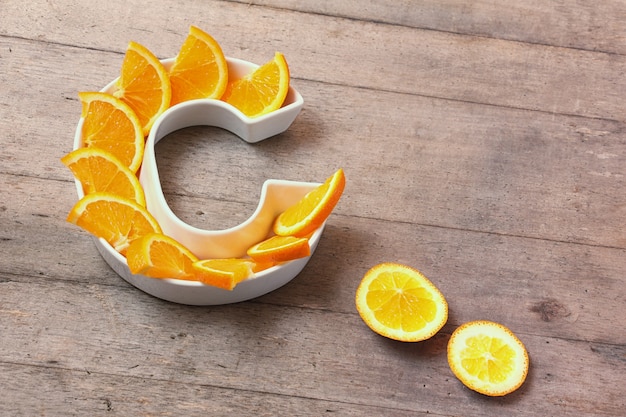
61 147 145 206
169 26 229 106
192 258 255 290
355 262 448 342
247 235 310 264
113 41 171 135
251 260 277 273
78 92 144 173
447 320 530 396
67 192 161 255
221 52 290 118
126 233 199 280
273 168 345 237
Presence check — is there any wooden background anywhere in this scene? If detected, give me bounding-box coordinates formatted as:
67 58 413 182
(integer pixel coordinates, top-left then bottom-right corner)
1 0 624 415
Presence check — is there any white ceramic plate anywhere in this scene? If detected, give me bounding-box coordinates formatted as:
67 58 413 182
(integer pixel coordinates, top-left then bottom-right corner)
71 56 323 305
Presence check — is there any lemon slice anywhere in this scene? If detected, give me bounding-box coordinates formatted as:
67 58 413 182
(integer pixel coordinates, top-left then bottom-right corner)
447 320 529 396
355 262 448 342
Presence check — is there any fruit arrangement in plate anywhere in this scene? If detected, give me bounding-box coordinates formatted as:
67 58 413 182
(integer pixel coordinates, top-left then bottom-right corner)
62 26 345 291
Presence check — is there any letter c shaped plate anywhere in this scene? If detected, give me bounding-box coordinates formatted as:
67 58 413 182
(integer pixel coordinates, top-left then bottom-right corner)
72 57 324 305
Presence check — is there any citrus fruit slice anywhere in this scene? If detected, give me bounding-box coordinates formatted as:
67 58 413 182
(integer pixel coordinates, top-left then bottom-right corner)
247 235 310 264
447 320 529 396
113 41 171 135
67 192 161 255
61 147 145 206
78 91 144 173
126 233 199 280
273 168 345 237
168 26 228 106
221 52 290 118
192 258 255 290
251 260 277 273
355 262 448 342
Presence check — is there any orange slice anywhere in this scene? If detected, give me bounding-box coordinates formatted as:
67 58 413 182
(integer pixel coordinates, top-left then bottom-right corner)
251 260 277 273
247 235 310 264
67 192 161 255
61 147 145 206
221 52 290 117
447 320 529 396
78 92 144 173
113 41 171 135
192 258 255 290
273 168 345 237
126 233 199 280
355 263 448 342
168 26 228 106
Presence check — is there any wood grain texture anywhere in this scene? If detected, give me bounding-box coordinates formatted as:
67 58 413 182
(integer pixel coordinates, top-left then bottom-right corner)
1 1 625 120
236 0 626 54
1 0 624 415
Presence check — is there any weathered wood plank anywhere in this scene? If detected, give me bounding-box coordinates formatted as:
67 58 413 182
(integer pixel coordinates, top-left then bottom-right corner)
233 0 626 54
0 277 623 416
1 1 625 120
4 0 625 55
0 364 429 417
0 39 102 178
